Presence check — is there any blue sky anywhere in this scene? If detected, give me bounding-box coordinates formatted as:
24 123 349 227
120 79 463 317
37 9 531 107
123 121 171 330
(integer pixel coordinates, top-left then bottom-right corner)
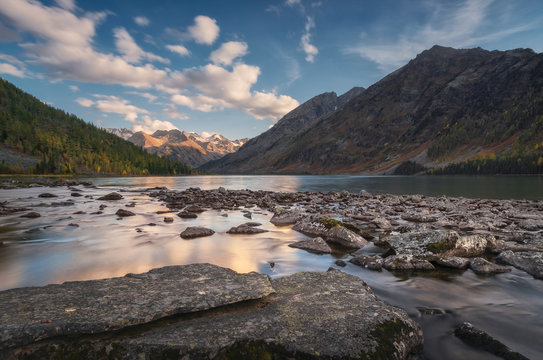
0 0 542 139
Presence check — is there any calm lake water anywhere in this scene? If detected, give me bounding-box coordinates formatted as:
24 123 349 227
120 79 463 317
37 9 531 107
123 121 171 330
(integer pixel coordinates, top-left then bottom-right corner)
1 175 542 359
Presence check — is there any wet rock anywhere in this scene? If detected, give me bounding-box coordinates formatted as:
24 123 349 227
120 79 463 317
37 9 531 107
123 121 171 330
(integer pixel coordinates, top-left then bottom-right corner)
469 257 511 275
163 217 173 223
227 224 268 234
243 222 262 227
243 212 252 219
496 251 543 279
0 207 29 216
350 254 384 270
455 322 529 360
99 204 107 210
376 230 459 257
180 226 215 239
115 209 135 217
3 268 423 359
97 192 123 201
38 193 57 198
0 264 274 351
435 256 470 269
73 210 86 215
126 202 136 208
288 237 332 254
270 210 303 226
70 192 83 197
177 211 197 219
67 223 79 227
417 307 446 316
184 205 205 213
20 211 41 218
326 225 368 249
335 260 347 267
383 254 435 271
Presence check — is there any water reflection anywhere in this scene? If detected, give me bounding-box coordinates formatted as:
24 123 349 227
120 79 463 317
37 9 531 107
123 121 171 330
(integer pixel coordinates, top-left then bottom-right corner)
88 175 543 200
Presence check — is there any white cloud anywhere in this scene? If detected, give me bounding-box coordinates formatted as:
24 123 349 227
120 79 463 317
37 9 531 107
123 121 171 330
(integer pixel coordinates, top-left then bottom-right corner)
0 0 167 88
132 115 178 133
76 95 149 121
0 53 25 67
0 62 25 77
187 15 219 45
126 91 158 103
343 0 532 70
286 0 302 7
301 16 318 62
166 44 190 57
69 85 79 92
169 63 299 121
163 105 189 120
55 0 77 12
114 27 170 64
210 41 248 66
134 16 149 27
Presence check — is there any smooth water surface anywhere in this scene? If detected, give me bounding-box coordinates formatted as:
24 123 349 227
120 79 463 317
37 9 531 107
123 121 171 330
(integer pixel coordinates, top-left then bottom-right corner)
1 176 543 358
89 174 543 200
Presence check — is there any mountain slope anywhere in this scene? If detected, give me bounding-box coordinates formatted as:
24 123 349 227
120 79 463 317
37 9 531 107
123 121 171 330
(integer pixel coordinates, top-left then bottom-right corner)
201 87 365 173
116 129 248 168
203 46 543 174
0 78 193 175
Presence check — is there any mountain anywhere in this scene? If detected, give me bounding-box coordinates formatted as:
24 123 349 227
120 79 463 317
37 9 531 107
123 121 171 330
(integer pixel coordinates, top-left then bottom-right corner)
202 45 543 174
110 129 249 168
0 78 193 175
105 128 133 140
200 87 365 173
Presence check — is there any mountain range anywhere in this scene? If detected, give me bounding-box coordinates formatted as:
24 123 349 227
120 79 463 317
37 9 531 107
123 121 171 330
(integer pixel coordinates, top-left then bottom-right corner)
202 45 543 174
107 129 248 168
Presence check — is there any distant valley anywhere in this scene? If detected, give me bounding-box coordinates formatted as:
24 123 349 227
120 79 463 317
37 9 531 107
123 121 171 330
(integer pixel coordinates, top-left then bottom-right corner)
107 129 249 168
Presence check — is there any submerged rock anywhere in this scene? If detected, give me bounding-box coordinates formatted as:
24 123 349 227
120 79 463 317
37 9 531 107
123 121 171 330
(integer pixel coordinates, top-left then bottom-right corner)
350 254 384 270
20 211 41 218
496 251 543 279
97 192 123 201
115 209 135 217
288 237 332 254
38 193 57 198
163 217 173 223
180 226 215 239
1 267 423 359
455 322 529 360
227 224 268 234
469 257 511 275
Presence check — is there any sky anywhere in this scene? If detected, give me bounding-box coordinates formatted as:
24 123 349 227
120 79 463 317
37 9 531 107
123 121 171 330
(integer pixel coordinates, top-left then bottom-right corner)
0 0 542 140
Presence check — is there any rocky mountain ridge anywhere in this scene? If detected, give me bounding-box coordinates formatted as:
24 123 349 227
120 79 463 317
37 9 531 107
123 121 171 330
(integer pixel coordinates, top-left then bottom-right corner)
108 128 249 168
202 45 543 174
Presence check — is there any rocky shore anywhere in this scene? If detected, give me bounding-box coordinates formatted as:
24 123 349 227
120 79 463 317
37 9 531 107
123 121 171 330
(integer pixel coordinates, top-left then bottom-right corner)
1 183 542 358
150 187 543 280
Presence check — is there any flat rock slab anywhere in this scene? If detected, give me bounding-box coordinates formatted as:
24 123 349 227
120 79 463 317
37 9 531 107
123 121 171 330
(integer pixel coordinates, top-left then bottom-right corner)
288 237 332 254
5 269 423 359
496 251 543 279
227 224 268 234
0 264 274 350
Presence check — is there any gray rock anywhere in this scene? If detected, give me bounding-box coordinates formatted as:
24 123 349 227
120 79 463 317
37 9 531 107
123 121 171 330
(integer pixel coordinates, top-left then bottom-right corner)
469 257 511 275
97 192 123 201
376 230 459 258
496 251 543 279
455 322 529 360
243 222 262 227
3 268 423 359
38 193 57 198
177 210 197 219
184 205 205 213
115 209 135 217
326 225 368 249
180 226 215 239
227 224 269 234
20 211 41 218
350 254 384 270
0 264 274 351
383 254 435 271
292 219 329 238
435 256 470 269
288 237 332 254
372 216 392 230
445 234 490 257
270 210 303 226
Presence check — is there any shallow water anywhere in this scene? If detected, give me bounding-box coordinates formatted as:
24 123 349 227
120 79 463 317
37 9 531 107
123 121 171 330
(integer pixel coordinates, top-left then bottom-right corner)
1 177 542 359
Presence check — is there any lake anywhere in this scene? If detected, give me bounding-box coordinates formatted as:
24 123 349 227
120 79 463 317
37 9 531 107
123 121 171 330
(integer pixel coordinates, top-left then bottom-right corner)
1 175 542 359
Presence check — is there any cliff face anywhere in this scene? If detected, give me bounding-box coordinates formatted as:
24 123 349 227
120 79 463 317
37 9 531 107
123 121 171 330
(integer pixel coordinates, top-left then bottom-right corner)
202 45 543 174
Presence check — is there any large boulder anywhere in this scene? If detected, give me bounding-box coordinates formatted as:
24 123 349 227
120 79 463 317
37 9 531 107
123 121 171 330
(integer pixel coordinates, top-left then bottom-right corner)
496 251 543 279
326 226 368 249
1 266 423 359
376 230 459 258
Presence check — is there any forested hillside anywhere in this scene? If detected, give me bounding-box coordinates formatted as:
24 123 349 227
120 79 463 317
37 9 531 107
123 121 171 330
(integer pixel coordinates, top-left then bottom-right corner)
0 78 193 175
